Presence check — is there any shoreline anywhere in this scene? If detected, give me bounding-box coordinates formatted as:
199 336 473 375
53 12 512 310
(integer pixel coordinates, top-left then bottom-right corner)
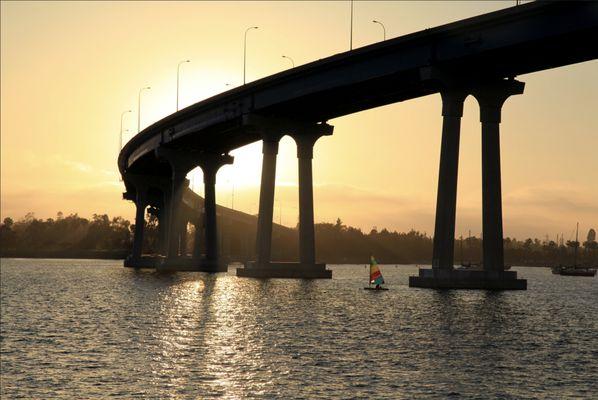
0 255 552 268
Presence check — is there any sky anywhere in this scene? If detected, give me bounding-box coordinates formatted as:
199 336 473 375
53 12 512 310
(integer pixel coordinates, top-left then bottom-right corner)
1 1 597 241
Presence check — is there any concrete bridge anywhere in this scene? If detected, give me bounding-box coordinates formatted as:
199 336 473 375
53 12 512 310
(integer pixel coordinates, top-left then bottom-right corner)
119 2 598 288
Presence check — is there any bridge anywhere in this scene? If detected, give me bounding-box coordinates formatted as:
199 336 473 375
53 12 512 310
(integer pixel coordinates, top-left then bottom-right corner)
119 1 598 288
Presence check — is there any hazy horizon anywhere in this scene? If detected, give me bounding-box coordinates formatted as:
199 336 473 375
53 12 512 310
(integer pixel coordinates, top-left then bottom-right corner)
2 1 597 241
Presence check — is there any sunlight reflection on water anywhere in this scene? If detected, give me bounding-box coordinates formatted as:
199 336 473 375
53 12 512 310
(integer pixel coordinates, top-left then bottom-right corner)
1 259 597 399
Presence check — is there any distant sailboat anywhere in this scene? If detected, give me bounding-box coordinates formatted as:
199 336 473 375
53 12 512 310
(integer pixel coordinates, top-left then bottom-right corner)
459 230 481 270
551 222 597 277
364 256 389 290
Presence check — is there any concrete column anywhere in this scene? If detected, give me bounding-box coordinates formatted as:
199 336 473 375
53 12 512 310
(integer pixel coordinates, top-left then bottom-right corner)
132 189 147 260
295 136 318 264
198 153 234 265
292 124 333 265
203 170 218 262
167 170 187 258
472 79 524 271
179 220 188 256
432 90 467 269
158 204 168 256
255 137 280 266
192 212 204 259
155 148 198 259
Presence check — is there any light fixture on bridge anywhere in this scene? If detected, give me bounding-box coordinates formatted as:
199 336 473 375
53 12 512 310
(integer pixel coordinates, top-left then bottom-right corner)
137 86 151 133
176 59 191 111
282 55 295 68
372 20 386 41
243 26 259 85
120 109 131 152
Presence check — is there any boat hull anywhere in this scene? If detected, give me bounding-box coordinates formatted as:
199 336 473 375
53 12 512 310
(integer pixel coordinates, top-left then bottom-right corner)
552 267 597 277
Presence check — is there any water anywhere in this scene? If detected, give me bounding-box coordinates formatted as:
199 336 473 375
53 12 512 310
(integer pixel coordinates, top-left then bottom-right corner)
1 259 596 399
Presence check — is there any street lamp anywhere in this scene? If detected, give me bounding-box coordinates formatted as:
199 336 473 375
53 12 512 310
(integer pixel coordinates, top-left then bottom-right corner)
282 55 295 68
176 59 190 111
120 110 131 152
231 182 235 210
244 26 259 84
137 86 151 133
350 0 354 50
372 19 386 41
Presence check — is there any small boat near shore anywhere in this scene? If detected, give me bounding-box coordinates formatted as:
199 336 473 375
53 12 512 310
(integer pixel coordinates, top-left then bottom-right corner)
551 266 597 277
457 232 511 271
457 262 511 271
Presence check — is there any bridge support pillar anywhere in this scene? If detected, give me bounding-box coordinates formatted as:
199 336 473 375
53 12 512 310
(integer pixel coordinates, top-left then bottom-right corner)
166 169 188 259
192 211 205 259
154 148 209 271
197 153 234 271
473 79 525 272
410 79 526 290
131 189 147 261
122 173 171 268
158 203 169 256
292 124 333 265
255 134 281 266
237 118 333 279
179 220 188 256
432 90 467 270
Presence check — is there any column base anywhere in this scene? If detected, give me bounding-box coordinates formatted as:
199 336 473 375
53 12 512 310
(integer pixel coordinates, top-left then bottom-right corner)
124 255 165 269
409 268 526 290
236 261 332 279
125 255 227 272
157 257 228 273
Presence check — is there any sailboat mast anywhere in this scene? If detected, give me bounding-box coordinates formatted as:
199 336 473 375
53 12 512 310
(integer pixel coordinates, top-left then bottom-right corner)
574 222 579 267
468 229 472 264
460 235 463 265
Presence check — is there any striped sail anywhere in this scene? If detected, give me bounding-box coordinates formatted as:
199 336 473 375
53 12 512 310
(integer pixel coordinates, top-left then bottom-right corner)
369 256 385 285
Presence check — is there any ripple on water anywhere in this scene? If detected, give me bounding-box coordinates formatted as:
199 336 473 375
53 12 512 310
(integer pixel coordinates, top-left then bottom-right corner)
1 260 597 399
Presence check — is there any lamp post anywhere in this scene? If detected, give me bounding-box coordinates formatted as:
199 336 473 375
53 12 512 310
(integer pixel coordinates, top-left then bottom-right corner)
282 55 295 68
243 26 258 85
137 86 151 133
176 59 190 111
372 19 386 41
120 110 131 152
231 182 235 210
350 0 354 50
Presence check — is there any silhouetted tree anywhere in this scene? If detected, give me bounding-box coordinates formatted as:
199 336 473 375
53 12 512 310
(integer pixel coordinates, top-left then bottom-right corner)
1 212 597 265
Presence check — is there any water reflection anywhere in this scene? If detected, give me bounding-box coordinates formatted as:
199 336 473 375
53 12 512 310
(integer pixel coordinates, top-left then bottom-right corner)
1 261 596 399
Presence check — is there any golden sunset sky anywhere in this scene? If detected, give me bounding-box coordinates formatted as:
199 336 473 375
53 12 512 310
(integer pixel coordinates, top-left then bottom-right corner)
1 1 597 240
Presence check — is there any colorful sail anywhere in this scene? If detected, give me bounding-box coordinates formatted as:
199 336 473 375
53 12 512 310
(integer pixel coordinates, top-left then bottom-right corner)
369 256 385 285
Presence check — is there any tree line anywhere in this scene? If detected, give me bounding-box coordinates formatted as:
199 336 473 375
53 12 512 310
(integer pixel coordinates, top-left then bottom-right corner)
1 212 596 266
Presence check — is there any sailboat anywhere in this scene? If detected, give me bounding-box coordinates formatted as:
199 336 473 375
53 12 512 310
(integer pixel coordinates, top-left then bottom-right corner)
457 231 511 271
364 256 389 290
459 230 481 270
551 222 597 277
